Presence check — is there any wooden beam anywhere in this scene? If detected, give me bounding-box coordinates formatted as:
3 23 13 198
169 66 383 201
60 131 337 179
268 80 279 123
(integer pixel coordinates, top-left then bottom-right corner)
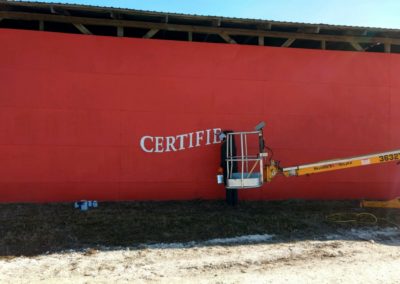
258 36 264 46
39 20 44 31
299 26 320 33
350 41 363 51
60 9 71 16
0 3 395 37
0 11 398 46
257 23 272 30
345 29 368 36
219 33 236 44
188 31 193 42
73 23 92 35
143 28 159 39
0 2 328 28
213 18 221 27
117 26 124 37
385 43 391 53
321 40 326 50
282 38 295 47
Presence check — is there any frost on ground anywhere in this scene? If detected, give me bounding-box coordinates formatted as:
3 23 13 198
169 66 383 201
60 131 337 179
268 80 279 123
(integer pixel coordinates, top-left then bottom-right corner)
1 228 400 284
146 234 275 249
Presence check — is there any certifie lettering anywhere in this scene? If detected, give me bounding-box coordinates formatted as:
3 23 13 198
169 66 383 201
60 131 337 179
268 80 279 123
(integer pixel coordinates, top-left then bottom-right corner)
140 128 222 153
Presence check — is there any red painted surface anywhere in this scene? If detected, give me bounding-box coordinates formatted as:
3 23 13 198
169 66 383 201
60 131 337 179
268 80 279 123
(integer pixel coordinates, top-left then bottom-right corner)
1 28 400 203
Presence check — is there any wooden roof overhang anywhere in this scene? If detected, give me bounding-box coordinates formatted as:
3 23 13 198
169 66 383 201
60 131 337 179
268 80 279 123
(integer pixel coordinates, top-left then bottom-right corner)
1 1 400 53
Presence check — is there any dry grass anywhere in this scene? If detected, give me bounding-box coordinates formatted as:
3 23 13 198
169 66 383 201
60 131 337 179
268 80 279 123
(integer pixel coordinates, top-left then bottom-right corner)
0 200 398 256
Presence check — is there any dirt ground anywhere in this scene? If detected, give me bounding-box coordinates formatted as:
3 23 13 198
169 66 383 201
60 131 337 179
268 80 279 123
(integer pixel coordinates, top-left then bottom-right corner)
1 228 400 283
1 201 400 283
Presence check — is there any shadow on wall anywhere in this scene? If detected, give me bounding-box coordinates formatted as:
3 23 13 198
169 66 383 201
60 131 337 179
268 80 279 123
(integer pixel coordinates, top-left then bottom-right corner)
0 200 399 257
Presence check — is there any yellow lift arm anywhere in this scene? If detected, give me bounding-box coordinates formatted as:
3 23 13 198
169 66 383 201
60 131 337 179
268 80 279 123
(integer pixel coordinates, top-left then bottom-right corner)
265 150 400 182
220 122 400 208
272 152 400 209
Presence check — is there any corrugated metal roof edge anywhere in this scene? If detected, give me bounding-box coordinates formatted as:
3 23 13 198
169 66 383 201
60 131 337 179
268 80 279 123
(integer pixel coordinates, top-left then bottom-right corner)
4 0 400 32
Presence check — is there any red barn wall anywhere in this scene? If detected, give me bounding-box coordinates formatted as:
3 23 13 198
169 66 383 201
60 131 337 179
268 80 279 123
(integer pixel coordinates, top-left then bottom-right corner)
1 28 400 202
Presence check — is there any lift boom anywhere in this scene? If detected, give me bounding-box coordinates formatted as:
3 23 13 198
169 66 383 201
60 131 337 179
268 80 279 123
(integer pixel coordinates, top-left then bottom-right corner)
219 122 400 189
274 150 400 180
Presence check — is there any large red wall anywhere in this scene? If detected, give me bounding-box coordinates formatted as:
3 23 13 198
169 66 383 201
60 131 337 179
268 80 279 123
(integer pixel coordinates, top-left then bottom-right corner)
1 28 400 203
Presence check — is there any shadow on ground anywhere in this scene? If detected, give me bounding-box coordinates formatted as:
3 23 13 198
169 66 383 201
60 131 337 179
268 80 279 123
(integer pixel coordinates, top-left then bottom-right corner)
0 200 399 256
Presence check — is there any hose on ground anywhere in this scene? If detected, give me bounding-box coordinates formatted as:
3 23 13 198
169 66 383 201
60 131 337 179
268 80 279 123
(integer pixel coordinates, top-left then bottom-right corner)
326 212 400 228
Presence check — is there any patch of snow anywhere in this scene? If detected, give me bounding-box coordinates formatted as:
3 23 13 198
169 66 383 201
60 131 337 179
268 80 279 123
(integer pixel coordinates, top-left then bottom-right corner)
145 234 274 249
326 227 399 241
145 241 197 249
204 234 275 245
325 234 342 240
348 227 399 240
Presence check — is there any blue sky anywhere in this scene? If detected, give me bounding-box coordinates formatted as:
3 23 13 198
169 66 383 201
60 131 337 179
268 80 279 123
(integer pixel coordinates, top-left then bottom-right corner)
28 0 400 29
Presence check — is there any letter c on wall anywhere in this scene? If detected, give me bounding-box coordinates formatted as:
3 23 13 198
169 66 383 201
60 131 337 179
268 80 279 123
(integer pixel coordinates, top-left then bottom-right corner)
140 136 154 152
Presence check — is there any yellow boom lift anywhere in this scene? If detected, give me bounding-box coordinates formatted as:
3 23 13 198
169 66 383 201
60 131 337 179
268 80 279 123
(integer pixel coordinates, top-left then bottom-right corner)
218 122 400 208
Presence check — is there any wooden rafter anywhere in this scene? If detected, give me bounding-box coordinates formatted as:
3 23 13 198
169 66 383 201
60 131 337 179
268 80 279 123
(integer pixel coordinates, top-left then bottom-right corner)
219 33 236 44
117 26 123 37
299 26 320 34
282 38 295 47
143 28 159 39
344 29 368 36
258 36 264 46
385 43 391 53
257 23 272 30
350 41 363 51
0 11 399 48
73 23 92 35
2 2 398 35
213 18 221 27
321 40 326 50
